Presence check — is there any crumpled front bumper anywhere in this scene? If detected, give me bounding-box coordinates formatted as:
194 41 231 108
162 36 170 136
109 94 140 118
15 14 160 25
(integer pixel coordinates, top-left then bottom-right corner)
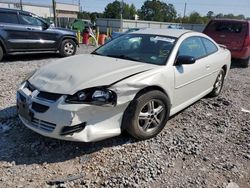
17 82 129 142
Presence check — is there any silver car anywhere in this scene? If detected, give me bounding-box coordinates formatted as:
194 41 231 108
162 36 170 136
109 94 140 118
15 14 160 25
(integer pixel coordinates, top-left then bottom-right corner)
17 28 231 142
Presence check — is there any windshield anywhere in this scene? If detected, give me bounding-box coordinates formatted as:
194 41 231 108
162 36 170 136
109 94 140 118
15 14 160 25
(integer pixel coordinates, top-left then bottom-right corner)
93 34 176 65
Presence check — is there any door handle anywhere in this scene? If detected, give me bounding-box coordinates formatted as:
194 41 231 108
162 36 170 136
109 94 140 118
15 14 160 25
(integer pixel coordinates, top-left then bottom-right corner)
206 65 210 69
26 27 35 30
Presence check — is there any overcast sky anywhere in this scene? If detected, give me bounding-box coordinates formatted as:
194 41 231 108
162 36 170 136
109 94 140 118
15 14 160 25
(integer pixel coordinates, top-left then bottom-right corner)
23 0 250 17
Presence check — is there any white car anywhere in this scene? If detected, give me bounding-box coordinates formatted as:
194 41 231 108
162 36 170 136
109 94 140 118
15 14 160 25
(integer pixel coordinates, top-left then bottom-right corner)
17 29 231 142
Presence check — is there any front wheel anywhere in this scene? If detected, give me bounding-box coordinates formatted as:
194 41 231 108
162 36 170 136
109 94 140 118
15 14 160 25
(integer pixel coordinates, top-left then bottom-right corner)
0 46 3 62
122 90 170 140
59 39 77 57
208 69 225 97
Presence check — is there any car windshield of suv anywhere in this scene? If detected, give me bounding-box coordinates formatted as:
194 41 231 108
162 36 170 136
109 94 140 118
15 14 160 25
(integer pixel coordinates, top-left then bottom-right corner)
93 34 176 65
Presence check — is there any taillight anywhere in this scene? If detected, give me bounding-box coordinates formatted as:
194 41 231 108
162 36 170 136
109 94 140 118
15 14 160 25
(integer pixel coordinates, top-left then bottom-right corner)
243 36 250 47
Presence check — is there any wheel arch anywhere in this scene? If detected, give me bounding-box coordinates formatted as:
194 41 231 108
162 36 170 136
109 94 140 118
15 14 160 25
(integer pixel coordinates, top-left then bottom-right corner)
134 85 171 106
58 36 78 49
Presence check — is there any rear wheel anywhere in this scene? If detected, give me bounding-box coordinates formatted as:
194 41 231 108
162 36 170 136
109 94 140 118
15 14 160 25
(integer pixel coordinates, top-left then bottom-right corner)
241 57 249 68
208 69 225 97
59 39 76 57
0 46 3 62
122 90 170 140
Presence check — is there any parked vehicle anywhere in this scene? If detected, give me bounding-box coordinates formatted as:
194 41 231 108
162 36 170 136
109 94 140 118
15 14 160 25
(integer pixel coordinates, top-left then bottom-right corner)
203 19 250 67
17 28 231 142
111 28 141 39
0 8 78 61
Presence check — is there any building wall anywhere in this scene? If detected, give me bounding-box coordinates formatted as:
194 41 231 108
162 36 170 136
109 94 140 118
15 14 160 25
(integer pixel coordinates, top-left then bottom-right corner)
0 1 79 18
56 3 79 12
23 5 53 18
96 18 206 33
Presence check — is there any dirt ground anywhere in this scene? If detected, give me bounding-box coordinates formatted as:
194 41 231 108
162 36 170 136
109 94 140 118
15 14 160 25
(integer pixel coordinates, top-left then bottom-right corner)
0 45 249 188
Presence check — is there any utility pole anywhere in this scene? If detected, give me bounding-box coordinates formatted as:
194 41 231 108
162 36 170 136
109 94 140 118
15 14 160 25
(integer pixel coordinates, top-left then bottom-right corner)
183 2 187 18
78 0 81 12
20 0 23 10
120 0 123 31
52 0 57 27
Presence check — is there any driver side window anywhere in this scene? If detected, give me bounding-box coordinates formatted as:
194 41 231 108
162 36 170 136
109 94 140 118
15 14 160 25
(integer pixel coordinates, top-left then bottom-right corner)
179 37 206 59
19 14 44 27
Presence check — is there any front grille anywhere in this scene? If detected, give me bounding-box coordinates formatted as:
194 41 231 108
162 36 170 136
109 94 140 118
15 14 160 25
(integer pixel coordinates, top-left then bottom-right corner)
32 102 49 113
31 118 56 132
27 82 36 92
18 92 26 102
37 91 62 102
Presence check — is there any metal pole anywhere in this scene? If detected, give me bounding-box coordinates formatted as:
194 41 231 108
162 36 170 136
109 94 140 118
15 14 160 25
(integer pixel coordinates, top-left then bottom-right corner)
120 0 123 31
183 2 187 18
20 0 23 10
78 0 81 12
52 0 57 27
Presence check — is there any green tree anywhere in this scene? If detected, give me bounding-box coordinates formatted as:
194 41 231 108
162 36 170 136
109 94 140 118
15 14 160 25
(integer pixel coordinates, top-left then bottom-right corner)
189 12 204 24
139 0 177 22
206 11 214 19
90 12 104 23
103 1 138 19
77 11 90 20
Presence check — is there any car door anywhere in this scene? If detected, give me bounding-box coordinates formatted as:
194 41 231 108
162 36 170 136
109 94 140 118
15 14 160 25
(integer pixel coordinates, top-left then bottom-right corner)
173 36 212 109
0 10 27 51
17 13 59 50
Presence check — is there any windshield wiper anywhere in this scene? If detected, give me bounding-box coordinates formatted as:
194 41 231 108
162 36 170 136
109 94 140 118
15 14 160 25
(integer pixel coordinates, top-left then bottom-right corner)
91 51 101 55
107 54 142 62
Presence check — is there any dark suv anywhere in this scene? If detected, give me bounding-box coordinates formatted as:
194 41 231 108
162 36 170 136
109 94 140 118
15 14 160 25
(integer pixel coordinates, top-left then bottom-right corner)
0 8 78 61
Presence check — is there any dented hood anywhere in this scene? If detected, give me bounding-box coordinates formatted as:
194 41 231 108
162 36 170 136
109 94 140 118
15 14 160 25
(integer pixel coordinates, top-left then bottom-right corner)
29 54 156 94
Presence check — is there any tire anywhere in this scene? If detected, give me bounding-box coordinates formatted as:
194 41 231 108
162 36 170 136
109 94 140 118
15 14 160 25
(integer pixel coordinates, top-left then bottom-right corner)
59 39 76 57
0 46 3 62
122 90 170 140
240 57 249 68
208 69 225 97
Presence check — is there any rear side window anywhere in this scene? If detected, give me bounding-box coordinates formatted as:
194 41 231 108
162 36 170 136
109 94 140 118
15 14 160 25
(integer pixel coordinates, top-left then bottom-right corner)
207 21 243 33
0 12 18 24
202 38 218 55
178 37 207 59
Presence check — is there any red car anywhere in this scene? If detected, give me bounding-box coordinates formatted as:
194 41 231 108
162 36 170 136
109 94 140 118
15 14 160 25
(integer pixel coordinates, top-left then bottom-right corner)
203 19 250 67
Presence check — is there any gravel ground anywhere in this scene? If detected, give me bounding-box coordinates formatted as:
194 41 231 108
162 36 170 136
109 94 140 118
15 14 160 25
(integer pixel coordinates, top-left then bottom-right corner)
0 45 249 188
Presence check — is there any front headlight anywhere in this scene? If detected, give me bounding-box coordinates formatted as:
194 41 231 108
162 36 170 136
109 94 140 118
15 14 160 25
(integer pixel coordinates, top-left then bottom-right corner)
65 87 117 106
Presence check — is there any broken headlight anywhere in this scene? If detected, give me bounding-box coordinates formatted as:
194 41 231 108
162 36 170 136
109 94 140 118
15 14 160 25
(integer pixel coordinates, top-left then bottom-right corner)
65 87 117 106
21 70 36 84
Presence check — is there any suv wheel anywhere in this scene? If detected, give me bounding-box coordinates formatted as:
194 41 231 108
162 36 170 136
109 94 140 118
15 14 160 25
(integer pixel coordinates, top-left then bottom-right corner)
241 57 249 68
0 46 3 62
59 39 76 57
122 90 170 140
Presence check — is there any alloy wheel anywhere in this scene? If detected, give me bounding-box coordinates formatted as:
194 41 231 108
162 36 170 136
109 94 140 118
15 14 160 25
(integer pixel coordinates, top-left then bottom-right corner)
214 71 224 93
64 42 74 55
138 99 165 133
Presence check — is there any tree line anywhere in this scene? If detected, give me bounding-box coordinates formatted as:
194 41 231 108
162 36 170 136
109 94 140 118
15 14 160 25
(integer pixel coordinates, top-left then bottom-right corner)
78 0 250 24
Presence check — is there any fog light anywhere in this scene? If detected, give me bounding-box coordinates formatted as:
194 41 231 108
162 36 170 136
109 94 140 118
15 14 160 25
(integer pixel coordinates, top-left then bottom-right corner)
60 122 86 136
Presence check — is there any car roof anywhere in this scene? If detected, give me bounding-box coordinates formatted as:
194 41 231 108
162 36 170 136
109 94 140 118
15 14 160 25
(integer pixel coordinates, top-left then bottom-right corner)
0 7 32 15
132 28 193 38
210 18 250 23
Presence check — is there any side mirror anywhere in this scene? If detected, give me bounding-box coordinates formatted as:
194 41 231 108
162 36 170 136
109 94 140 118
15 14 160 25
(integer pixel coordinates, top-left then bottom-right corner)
175 55 196 66
42 22 49 30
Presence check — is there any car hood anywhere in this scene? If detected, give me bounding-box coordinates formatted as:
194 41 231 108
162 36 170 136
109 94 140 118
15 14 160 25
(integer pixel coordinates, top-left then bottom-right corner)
48 27 76 35
29 54 156 95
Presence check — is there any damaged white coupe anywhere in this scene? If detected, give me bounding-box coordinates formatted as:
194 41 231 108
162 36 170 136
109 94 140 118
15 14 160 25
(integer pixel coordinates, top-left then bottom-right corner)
17 29 231 142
